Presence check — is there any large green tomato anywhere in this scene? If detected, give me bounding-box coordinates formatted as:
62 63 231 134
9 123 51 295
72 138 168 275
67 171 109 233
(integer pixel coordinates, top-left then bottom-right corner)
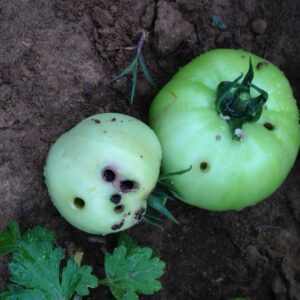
44 113 162 234
149 49 300 211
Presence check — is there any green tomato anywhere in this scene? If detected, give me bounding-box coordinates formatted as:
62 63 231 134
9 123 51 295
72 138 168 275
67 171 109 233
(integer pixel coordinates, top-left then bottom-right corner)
44 113 162 234
149 49 300 211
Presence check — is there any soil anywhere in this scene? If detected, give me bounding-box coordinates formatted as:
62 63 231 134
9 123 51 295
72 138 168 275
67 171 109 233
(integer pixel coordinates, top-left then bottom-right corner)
0 0 300 299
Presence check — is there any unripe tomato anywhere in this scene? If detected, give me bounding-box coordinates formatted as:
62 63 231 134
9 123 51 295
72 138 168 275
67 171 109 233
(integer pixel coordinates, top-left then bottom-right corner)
150 49 300 211
44 113 162 234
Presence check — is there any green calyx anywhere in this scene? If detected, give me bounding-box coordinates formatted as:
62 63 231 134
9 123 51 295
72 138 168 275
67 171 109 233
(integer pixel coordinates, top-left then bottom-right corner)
215 58 268 140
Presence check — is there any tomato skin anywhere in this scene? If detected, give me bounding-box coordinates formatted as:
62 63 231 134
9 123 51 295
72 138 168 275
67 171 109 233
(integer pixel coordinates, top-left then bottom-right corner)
149 49 300 211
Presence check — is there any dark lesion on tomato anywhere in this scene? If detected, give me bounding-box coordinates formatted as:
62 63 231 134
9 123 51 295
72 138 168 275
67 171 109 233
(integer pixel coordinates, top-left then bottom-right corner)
114 204 125 213
215 134 222 141
263 122 275 131
102 168 116 182
200 162 210 173
110 194 122 204
91 118 101 124
73 197 85 209
256 61 268 70
134 207 146 223
111 219 125 231
120 180 139 193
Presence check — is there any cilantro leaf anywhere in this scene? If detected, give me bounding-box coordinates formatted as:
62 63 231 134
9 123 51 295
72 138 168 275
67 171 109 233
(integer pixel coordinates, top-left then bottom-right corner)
0 221 21 255
22 226 55 245
61 259 98 298
117 234 138 253
0 284 48 300
8 241 65 299
100 234 165 300
0 225 98 300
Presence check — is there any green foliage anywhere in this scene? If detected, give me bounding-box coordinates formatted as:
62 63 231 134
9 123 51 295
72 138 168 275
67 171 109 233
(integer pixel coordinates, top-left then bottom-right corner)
0 221 21 255
99 234 165 300
102 32 156 104
145 165 192 226
0 224 166 300
0 224 98 300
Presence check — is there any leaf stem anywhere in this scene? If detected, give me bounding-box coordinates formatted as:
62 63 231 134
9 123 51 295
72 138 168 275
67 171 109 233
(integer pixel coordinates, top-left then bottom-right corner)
215 58 268 140
136 32 146 55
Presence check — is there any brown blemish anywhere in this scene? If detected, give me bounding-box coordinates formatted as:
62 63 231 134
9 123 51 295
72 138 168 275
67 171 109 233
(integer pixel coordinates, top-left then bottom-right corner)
114 205 125 213
134 207 146 223
91 119 101 124
216 134 222 141
111 219 124 231
103 130 107 133
256 61 268 70
140 155 143 158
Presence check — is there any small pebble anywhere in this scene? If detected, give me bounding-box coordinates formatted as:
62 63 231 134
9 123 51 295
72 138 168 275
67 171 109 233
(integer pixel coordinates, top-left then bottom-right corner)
252 19 268 34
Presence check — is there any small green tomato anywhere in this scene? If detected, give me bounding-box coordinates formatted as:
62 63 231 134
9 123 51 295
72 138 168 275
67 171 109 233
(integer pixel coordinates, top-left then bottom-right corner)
44 113 162 234
150 49 300 211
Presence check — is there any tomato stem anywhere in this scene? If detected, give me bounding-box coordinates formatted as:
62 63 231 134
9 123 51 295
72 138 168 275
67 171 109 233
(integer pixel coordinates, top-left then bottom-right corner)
215 58 268 140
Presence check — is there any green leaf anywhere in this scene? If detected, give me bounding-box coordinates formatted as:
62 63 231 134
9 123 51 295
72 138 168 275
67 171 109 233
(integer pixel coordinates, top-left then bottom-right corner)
0 284 48 300
158 165 192 181
103 58 137 86
130 61 138 104
117 234 138 251
138 54 156 88
1 225 97 300
61 259 98 298
147 195 179 225
100 241 165 300
100 33 156 105
22 226 55 246
143 217 163 230
0 221 21 255
8 241 64 299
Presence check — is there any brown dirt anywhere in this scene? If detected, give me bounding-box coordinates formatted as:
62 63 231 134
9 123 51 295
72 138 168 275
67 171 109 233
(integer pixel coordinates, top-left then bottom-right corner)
1 0 300 299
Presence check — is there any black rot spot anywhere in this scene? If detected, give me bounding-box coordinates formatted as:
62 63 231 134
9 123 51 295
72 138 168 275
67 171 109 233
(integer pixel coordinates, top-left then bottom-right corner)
256 61 268 70
120 180 139 193
263 122 275 131
102 168 116 182
91 119 101 124
111 219 125 231
73 197 85 209
111 117 116 122
110 194 121 204
135 207 146 223
200 162 210 172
